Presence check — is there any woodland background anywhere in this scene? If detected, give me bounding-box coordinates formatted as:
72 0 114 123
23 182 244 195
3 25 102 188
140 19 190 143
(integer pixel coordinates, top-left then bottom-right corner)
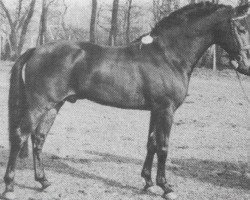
0 0 249 70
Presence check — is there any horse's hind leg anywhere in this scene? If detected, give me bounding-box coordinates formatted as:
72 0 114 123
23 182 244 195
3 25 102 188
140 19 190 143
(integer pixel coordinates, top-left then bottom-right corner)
32 102 63 189
141 112 157 191
3 108 45 199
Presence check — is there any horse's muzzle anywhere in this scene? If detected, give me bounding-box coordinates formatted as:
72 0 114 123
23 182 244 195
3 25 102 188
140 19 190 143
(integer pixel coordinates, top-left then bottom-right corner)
230 55 250 76
236 64 250 75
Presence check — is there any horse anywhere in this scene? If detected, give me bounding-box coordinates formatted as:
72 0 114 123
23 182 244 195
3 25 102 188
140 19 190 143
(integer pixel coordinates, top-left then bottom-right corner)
2 2 250 200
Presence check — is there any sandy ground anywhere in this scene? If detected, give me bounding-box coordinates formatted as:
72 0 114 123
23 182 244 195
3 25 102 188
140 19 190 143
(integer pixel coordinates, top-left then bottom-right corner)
0 62 249 200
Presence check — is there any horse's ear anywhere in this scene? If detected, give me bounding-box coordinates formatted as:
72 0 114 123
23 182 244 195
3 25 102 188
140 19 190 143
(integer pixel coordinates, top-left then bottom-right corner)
235 3 250 16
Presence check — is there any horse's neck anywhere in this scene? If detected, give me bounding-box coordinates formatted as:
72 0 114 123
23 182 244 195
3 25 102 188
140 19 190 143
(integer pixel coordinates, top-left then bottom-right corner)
186 35 214 67
163 31 214 72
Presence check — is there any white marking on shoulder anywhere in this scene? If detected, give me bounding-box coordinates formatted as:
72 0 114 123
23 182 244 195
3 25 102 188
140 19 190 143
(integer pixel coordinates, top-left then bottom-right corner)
22 63 26 84
141 35 154 44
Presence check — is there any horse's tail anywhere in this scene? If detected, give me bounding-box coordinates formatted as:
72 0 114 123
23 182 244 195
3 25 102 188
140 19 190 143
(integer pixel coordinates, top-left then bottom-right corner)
9 48 36 158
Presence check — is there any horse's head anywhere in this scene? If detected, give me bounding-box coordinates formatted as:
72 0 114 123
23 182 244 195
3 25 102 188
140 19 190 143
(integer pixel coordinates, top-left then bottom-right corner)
216 3 250 76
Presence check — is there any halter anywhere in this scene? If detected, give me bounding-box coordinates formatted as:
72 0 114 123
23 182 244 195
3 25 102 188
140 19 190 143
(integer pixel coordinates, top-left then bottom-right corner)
231 14 250 104
231 14 250 58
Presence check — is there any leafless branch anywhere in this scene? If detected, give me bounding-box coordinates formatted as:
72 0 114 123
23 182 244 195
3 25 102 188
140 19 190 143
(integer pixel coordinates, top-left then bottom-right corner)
61 0 69 33
16 0 24 20
48 0 57 6
97 23 110 32
0 0 14 28
16 7 29 30
18 0 36 54
0 12 6 19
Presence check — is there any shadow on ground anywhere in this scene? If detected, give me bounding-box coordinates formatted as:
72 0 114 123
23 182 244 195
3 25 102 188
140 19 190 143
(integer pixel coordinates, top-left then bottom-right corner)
0 148 249 196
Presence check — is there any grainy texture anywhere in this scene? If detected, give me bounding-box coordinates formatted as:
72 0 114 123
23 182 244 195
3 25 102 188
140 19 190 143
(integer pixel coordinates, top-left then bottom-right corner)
0 62 249 199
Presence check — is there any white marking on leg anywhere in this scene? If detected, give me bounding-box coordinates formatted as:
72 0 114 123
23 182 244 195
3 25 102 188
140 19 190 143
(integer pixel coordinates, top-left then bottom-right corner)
22 63 26 84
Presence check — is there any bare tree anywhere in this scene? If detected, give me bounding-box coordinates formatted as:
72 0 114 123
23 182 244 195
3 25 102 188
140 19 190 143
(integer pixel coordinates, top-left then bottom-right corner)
108 0 119 46
60 0 69 39
153 0 162 22
90 0 98 43
153 0 180 23
37 0 56 45
125 0 132 44
0 0 36 59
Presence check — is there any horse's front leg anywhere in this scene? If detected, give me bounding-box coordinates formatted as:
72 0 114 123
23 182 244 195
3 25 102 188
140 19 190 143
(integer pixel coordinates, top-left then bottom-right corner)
141 112 157 191
155 107 177 200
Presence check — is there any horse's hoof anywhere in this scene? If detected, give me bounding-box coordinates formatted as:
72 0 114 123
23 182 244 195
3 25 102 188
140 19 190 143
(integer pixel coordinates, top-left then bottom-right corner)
2 192 17 200
41 181 52 190
163 192 178 200
142 182 154 192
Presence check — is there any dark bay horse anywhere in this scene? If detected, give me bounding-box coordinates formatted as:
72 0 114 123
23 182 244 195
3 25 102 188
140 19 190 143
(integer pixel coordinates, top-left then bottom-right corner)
3 2 250 200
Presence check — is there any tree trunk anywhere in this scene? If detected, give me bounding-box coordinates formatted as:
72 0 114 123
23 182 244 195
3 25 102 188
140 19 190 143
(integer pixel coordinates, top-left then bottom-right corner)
9 28 18 58
37 0 49 46
108 0 119 46
125 0 132 44
90 0 98 43
18 0 36 56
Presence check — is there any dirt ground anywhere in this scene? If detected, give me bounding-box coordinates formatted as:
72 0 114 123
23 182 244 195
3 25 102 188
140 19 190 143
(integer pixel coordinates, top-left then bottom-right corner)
0 61 249 200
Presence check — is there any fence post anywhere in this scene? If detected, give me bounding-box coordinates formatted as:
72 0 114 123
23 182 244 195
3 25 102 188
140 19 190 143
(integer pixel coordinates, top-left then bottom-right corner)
247 107 250 176
0 36 2 60
213 44 217 71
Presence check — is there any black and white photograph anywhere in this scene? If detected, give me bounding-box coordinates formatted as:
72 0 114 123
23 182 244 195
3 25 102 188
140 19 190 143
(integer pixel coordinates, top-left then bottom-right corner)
0 0 249 199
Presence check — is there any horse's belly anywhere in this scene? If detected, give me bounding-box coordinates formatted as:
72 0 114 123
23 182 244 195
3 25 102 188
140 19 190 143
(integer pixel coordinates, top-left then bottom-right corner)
85 84 147 109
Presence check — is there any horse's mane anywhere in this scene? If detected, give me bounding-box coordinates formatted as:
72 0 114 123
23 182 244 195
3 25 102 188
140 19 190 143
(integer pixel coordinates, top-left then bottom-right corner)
151 1 232 35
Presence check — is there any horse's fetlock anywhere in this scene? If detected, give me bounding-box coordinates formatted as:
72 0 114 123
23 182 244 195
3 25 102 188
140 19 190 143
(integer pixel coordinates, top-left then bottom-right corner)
147 144 157 153
35 176 47 183
34 146 42 154
4 176 13 185
156 176 166 186
141 169 151 178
